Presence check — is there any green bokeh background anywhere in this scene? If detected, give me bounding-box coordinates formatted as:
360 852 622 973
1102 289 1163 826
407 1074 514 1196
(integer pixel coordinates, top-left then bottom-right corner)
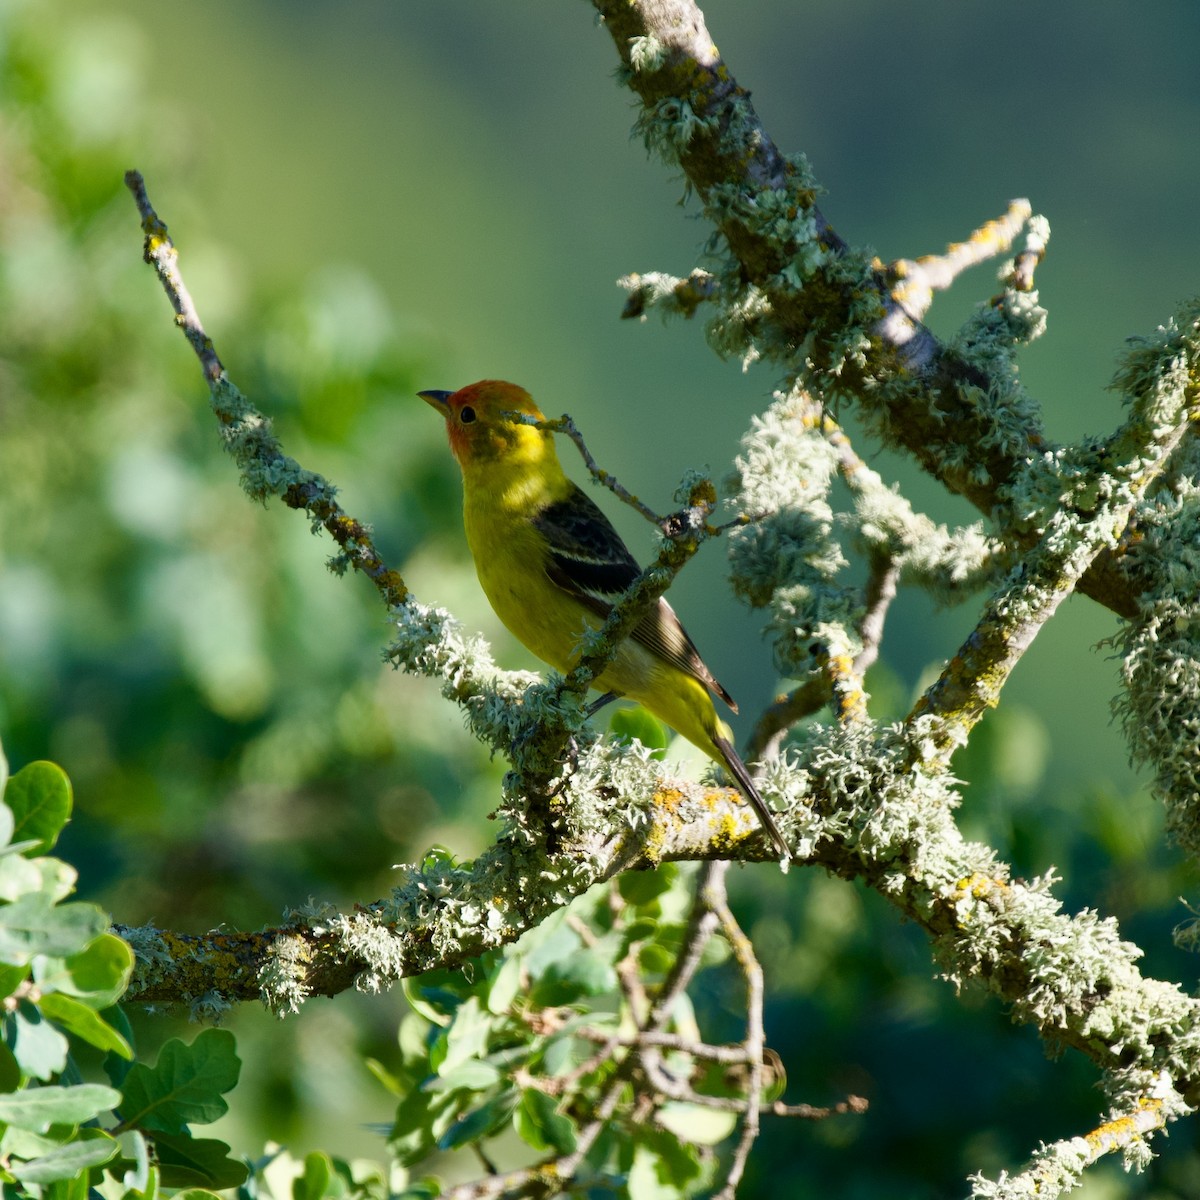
2 0 1199 1194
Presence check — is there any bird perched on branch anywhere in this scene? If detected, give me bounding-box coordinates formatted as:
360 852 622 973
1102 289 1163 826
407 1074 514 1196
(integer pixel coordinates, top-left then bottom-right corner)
419 380 789 862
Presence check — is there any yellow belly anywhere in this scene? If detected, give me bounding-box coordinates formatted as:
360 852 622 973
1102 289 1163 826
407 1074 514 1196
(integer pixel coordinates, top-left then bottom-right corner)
463 491 724 757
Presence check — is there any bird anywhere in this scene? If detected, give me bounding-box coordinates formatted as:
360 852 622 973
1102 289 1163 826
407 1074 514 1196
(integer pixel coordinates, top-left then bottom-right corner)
419 380 790 861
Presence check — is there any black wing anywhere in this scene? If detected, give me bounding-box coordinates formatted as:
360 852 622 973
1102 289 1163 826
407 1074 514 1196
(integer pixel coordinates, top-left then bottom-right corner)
532 484 736 710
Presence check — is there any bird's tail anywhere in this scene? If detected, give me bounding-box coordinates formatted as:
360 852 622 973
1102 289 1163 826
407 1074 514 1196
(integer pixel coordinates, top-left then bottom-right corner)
711 733 791 866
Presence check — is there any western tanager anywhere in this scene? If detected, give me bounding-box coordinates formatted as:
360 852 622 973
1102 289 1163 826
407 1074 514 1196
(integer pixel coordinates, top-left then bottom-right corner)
420 380 789 861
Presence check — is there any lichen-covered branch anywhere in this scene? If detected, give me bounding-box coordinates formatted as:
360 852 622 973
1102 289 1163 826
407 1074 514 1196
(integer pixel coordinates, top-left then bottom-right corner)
969 1085 1174 1197
118 715 1200 1148
726 386 999 732
910 319 1197 764
125 170 410 612
589 0 1159 620
1113 301 1200 859
117 749 781 1013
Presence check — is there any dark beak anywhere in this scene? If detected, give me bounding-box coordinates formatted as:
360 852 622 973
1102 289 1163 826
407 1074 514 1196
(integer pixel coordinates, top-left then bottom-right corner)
418 389 454 415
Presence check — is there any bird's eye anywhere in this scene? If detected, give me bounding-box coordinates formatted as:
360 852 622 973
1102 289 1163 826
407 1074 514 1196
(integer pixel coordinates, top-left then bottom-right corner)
459 406 476 424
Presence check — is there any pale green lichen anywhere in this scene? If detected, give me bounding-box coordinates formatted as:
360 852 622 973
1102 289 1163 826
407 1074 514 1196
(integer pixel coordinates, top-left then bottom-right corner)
726 386 1001 692
841 440 1004 604
190 990 232 1024
627 33 666 73
1117 496 1200 861
635 96 719 154
941 307 1046 467
786 719 1200 1117
617 268 717 321
1107 301 1200 867
208 375 327 507
115 923 176 995
386 597 542 754
727 392 858 678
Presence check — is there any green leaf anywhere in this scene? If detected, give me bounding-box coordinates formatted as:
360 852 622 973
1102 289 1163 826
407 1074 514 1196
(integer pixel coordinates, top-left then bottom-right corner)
0 1039 21 1093
1 1123 62 1158
636 942 676 976
485 954 522 1016
35 932 134 1007
364 1057 405 1098
34 858 79 905
531 946 618 1006
626 1138 707 1200
431 997 490 1077
0 894 108 967
0 784 13 852
395 1180 442 1200
39 994 132 1059
423 1060 500 1093
520 911 577 982
0 852 44 903
618 864 679 908
150 1129 248 1190
119 1028 241 1134
655 1102 738 1145
0 1082 120 1131
397 1010 433 1075
114 1128 153 1195
514 1088 577 1155
627 1131 709 1197
608 707 669 757
402 965 484 1027
41 1171 92 1200
6 1001 69 1080
438 1089 518 1151
539 1033 577 1079
389 1086 460 1168
102 1005 137 1089
0 962 29 1002
9 1128 119 1184
4 761 72 856
293 1149 334 1200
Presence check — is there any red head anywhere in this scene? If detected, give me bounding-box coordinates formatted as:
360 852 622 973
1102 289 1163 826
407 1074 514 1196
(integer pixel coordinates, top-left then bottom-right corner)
418 380 550 468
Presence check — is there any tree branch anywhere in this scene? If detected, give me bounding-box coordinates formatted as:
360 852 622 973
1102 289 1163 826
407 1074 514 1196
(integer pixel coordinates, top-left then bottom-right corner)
589 0 1165 621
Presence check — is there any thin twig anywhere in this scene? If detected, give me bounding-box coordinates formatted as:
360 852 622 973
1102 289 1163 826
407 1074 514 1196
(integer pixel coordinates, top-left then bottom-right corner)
514 1035 621 1098
855 550 901 680
969 1090 1170 1198
1005 213 1050 294
574 1027 752 1065
124 170 411 611
771 1095 869 1120
889 199 1034 321
573 1025 867 1115
631 862 725 1142
704 862 764 1200
512 411 666 527
647 863 723 1029
818 647 869 726
744 679 828 763
125 169 224 383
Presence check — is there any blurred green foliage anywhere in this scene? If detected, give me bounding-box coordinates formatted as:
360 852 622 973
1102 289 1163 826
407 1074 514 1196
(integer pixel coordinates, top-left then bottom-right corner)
0 757 246 1196
2 0 1199 1196
0 0 505 939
